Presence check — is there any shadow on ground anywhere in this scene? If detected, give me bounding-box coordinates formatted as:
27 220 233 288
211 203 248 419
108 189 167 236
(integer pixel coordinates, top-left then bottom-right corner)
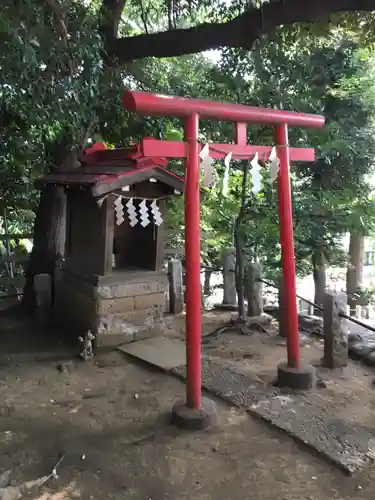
0 305 76 360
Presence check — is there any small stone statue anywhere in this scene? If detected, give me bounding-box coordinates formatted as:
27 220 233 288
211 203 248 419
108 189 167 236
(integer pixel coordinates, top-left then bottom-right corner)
78 330 95 360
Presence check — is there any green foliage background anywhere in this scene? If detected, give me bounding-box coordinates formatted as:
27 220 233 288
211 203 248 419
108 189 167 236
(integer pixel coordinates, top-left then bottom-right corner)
1 0 375 290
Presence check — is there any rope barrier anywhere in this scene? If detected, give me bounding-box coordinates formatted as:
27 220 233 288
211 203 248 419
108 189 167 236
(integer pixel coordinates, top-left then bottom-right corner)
258 278 375 335
260 278 323 311
340 313 375 333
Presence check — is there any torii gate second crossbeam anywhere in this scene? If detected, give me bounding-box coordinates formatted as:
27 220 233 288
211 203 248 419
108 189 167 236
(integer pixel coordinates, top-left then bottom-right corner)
123 90 325 428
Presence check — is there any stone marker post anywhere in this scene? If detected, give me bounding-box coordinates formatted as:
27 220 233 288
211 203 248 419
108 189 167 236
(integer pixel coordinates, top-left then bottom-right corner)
222 247 237 307
164 286 170 313
323 292 348 369
365 305 371 319
355 305 363 319
246 263 263 317
168 259 184 314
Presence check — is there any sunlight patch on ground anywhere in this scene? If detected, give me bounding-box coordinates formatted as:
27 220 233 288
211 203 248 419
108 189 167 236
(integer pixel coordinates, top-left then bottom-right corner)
34 481 79 500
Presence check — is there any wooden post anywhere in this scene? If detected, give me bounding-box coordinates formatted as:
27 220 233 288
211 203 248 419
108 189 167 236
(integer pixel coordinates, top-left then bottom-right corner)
323 292 348 369
246 263 263 317
155 200 166 271
99 197 114 275
168 259 184 314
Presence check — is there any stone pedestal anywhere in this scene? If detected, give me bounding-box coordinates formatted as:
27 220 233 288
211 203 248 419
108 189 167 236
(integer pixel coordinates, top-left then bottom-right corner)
56 269 168 348
222 247 237 307
323 292 348 369
277 362 316 390
171 397 219 430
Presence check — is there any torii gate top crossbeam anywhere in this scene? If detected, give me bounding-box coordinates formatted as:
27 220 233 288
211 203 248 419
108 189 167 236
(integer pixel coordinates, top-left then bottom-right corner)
123 90 325 129
122 88 325 410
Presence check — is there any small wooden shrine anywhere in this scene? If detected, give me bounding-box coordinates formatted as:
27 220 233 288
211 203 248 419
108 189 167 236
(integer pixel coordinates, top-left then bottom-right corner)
38 144 185 347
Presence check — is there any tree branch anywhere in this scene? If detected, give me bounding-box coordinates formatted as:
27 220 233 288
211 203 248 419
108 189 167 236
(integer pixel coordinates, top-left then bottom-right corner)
42 0 74 72
100 0 127 41
234 162 250 320
137 0 150 35
45 0 69 44
106 0 375 65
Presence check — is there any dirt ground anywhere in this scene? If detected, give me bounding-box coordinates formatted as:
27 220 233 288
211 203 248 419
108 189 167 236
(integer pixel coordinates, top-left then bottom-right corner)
1 309 375 499
166 311 375 427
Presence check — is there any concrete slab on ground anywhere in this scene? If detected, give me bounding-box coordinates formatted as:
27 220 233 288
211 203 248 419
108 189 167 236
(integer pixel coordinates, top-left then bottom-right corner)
117 336 186 370
172 358 375 475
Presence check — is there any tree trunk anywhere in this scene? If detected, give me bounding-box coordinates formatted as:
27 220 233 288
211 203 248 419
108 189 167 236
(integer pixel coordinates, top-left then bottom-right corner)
234 225 245 320
203 269 212 296
22 186 66 313
22 135 82 314
233 163 249 322
312 249 327 316
346 231 365 315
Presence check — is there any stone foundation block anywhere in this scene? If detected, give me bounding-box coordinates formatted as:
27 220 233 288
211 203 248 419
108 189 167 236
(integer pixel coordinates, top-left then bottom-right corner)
134 292 165 310
98 296 134 315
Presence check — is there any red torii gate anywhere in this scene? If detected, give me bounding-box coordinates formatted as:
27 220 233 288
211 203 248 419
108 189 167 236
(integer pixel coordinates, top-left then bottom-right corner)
123 90 325 427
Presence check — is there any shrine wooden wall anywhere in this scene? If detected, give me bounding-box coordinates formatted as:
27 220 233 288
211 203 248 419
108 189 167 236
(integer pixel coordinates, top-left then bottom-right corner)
65 189 113 277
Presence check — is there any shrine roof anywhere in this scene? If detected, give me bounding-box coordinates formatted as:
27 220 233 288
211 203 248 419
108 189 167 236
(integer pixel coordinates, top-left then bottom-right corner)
37 147 186 198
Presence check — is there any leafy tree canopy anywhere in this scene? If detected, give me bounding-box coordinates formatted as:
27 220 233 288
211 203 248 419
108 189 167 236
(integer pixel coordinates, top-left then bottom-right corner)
2 0 375 293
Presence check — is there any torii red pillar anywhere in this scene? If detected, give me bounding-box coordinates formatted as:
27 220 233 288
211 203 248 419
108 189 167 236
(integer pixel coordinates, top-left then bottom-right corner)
123 91 325 423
